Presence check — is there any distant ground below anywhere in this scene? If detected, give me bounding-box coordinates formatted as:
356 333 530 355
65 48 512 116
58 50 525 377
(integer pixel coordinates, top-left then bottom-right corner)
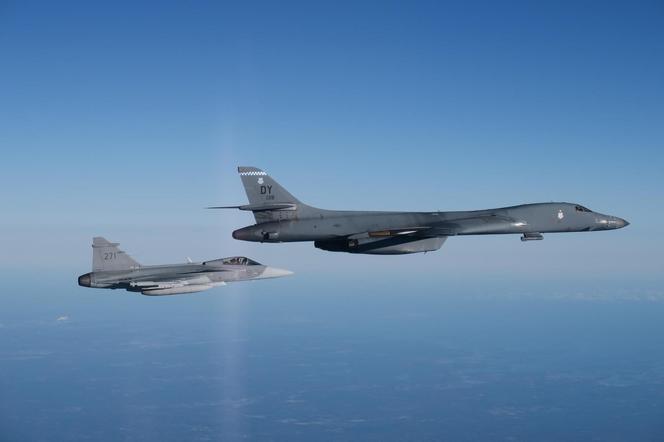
1 279 663 441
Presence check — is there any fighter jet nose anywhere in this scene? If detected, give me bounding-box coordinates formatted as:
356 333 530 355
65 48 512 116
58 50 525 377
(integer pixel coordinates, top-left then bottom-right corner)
78 273 91 287
618 218 630 228
258 267 294 279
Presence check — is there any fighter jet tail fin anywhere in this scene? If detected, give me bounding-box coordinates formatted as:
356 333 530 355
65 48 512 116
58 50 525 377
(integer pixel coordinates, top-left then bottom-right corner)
92 237 141 272
236 166 313 222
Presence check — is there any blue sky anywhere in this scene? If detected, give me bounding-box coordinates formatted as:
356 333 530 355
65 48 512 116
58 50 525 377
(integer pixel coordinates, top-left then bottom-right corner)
1 1 662 290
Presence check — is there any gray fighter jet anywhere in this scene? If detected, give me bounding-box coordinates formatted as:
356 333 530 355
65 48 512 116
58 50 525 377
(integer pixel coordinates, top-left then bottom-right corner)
212 166 629 255
77 237 293 295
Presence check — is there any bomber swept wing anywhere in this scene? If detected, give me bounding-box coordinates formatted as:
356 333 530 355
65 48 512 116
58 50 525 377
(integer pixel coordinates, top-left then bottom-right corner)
314 214 520 254
316 228 448 255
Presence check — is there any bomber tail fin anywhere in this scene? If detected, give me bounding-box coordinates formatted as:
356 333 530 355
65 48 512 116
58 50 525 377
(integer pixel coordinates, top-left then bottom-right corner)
92 237 141 272
235 166 311 223
238 166 301 205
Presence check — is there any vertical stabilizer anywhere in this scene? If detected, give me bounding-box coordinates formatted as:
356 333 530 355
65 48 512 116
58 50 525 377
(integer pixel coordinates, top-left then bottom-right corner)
237 166 310 222
92 237 141 272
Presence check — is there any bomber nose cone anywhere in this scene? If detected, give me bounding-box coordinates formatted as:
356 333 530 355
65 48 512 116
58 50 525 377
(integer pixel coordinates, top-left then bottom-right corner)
78 273 91 287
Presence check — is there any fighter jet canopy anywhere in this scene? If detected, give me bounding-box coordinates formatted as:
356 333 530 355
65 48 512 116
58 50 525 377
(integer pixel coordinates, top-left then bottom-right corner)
203 257 261 266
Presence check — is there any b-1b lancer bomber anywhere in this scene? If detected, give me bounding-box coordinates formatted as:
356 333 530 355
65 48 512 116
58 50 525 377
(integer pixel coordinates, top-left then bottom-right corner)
77 237 292 295
212 166 629 255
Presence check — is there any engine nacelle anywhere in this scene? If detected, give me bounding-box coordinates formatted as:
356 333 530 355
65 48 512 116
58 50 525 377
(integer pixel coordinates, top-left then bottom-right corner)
315 236 446 255
232 225 280 242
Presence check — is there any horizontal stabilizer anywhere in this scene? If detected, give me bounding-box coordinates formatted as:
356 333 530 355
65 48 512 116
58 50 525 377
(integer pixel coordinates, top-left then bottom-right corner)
208 203 297 212
206 205 242 209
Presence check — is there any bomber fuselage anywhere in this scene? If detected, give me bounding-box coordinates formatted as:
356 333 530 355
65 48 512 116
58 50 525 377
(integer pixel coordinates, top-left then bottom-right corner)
232 202 628 243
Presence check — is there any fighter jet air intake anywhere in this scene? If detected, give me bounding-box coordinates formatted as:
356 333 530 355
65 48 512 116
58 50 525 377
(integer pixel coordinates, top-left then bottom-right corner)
77 237 293 295
211 166 629 255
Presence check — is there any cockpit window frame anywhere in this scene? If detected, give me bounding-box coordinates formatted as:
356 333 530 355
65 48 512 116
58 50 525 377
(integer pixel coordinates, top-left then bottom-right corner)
575 205 592 213
220 256 260 266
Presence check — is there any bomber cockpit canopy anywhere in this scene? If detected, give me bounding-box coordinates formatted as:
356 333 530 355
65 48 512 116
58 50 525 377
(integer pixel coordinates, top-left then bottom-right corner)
203 256 261 267
574 205 592 213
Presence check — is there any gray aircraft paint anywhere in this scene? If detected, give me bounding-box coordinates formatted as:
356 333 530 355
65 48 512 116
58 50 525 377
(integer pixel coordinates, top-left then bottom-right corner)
78 237 292 295
213 167 629 255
